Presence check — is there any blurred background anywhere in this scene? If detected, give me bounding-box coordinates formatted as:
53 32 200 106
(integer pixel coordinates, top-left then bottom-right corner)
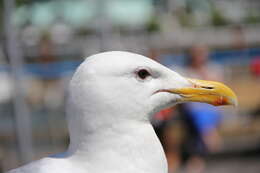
0 0 260 173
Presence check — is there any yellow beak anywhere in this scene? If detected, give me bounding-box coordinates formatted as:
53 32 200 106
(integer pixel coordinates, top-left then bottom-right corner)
168 78 238 106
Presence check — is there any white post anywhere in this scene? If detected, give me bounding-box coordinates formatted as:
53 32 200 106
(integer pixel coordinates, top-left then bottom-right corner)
96 0 113 51
3 0 34 163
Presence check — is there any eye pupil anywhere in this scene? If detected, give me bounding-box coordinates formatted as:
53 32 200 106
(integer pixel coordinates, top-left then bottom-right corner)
137 69 150 79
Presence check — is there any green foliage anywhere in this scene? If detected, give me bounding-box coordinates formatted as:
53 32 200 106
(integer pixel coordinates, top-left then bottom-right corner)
16 0 33 6
244 15 260 24
211 8 228 26
178 13 193 27
146 16 160 33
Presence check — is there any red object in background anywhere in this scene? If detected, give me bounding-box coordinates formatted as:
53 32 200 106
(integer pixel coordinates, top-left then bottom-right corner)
154 108 175 121
250 57 260 77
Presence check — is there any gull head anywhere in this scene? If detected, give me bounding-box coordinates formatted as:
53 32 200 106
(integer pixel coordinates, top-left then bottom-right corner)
68 51 237 128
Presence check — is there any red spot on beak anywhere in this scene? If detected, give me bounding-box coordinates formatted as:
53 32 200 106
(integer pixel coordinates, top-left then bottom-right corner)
214 97 228 106
192 84 199 88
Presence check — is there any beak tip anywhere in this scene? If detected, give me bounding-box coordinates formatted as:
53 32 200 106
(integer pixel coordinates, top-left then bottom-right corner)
232 98 238 107
171 78 238 108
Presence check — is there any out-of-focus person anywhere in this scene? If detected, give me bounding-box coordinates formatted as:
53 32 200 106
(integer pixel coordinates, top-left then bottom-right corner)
152 107 183 173
180 44 223 173
152 45 224 173
185 44 223 81
250 56 260 119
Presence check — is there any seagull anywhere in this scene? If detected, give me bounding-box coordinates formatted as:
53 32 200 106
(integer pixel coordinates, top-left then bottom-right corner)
7 51 237 173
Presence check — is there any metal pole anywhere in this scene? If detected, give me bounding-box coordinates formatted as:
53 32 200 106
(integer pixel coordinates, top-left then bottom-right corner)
96 0 112 51
3 0 34 163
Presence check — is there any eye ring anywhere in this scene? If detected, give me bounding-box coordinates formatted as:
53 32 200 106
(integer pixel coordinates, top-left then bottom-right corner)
136 69 151 80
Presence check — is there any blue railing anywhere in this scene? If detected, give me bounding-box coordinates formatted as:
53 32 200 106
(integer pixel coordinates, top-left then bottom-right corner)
0 48 260 79
160 47 260 67
0 60 81 79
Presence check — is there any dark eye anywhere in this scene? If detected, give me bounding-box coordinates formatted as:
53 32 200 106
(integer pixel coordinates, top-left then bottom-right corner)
137 69 151 80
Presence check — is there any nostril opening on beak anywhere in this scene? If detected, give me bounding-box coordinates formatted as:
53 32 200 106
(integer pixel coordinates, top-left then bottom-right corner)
201 86 214 90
